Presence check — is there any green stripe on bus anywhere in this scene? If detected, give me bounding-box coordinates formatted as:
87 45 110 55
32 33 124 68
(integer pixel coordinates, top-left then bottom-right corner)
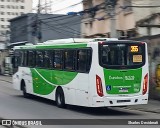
31 68 78 95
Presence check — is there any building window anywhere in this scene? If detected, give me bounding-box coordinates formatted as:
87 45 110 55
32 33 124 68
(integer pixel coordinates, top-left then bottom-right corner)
1 18 5 21
7 5 10 8
1 25 5 28
11 5 15 9
20 6 24 9
0 12 5 15
124 0 132 13
0 5 5 8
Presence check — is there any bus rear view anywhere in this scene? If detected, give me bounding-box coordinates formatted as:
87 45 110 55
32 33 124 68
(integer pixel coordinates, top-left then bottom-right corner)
97 41 149 106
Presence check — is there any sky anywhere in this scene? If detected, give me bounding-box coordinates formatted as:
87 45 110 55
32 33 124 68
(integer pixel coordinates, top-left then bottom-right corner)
32 0 83 14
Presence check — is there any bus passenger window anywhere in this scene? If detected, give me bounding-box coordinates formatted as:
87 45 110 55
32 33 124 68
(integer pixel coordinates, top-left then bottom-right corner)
64 50 75 71
23 51 27 66
14 51 21 68
28 51 35 67
77 50 87 72
36 51 44 67
53 50 62 69
44 51 53 68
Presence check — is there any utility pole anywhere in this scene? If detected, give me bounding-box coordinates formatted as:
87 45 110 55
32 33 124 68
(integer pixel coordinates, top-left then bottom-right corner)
105 0 117 38
35 0 42 44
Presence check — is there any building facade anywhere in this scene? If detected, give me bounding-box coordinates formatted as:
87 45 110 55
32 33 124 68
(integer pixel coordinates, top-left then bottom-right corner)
81 0 160 38
0 0 32 43
9 13 82 45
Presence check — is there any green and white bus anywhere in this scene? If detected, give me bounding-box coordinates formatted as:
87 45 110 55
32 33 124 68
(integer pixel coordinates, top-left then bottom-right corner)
12 38 149 108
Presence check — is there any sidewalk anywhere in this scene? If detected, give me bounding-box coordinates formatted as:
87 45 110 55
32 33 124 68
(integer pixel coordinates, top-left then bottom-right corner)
0 75 160 114
124 100 160 114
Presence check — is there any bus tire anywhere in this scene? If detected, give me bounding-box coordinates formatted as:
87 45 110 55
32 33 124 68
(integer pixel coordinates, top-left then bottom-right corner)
56 87 65 108
21 80 30 98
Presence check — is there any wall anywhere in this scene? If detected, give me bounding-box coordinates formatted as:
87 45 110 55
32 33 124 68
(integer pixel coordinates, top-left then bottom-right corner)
132 0 160 22
9 13 82 44
10 15 28 43
82 0 136 37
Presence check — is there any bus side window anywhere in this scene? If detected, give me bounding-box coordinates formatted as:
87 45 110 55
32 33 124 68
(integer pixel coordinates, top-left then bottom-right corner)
23 51 27 67
44 51 53 68
53 50 63 69
28 51 35 67
87 49 92 72
64 50 75 71
36 51 44 68
14 51 21 68
19 51 24 66
77 49 91 73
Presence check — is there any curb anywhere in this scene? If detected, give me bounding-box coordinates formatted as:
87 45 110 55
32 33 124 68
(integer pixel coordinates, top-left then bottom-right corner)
123 107 160 114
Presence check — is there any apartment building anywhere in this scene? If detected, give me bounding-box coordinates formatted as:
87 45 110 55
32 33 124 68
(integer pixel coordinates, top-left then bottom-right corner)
0 0 32 43
82 0 160 38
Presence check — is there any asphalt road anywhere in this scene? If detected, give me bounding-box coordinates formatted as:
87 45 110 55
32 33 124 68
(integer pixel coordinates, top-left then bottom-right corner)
0 80 160 128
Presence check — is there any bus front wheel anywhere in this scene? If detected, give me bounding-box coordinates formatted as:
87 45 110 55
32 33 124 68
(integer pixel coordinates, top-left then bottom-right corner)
56 87 65 108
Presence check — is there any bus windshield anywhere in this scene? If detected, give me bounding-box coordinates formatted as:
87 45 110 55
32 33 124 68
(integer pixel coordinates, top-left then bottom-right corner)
99 42 145 69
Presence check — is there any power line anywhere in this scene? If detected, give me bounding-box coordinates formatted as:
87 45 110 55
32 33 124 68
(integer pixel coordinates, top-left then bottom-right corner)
41 21 81 37
50 19 83 35
39 14 75 21
40 20 82 36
